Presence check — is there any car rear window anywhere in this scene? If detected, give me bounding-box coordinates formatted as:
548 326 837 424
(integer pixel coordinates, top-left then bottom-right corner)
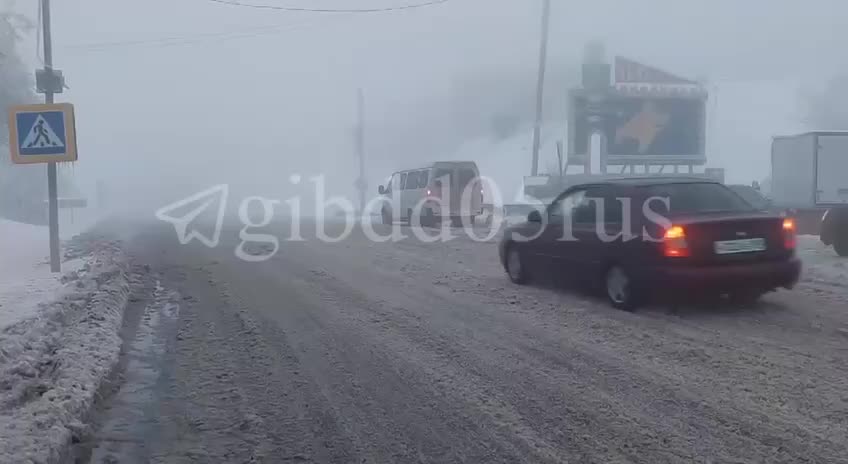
727 185 769 210
641 182 755 214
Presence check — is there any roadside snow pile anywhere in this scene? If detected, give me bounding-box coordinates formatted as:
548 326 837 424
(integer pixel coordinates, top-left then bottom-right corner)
797 235 848 287
0 234 130 464
0 219 90 331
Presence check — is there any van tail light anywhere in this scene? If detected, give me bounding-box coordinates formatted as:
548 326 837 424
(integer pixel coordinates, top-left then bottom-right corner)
782 218 797 250
663 225 690 257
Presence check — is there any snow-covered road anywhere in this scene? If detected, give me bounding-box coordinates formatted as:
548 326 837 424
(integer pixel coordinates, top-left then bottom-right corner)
796 235 848 301
72 220 848 464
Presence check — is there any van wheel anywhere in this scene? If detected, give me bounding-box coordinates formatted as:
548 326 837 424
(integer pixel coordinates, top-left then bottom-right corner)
604 265 639 311
451 216 471 228
505 245 529 284
420 208 437 228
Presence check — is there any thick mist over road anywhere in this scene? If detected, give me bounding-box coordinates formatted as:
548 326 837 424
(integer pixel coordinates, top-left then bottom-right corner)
3 0 844 213
5 2 848 462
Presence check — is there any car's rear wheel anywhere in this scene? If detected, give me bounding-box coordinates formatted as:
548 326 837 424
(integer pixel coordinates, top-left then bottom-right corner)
604 265 639 311
505 245 529 284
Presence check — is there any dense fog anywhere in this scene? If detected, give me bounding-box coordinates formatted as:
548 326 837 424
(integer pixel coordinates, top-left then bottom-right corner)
4 0 848 216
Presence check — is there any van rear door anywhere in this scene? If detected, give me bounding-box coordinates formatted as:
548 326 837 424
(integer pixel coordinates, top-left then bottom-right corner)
456 166 481 217
432 168 452 216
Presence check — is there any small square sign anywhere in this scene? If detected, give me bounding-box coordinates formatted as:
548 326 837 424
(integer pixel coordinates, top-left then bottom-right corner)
8 103 77 164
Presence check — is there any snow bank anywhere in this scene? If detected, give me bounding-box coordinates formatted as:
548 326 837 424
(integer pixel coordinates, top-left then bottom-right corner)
0 236 130 464
1 219 93 331
797 235 848 287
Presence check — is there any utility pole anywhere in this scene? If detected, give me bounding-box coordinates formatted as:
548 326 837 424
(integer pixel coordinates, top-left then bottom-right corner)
530 0 551 176
41 0 60 273
355 88 366 213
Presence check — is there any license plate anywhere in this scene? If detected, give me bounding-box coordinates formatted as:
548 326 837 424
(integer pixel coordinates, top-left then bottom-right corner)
714 238 766 255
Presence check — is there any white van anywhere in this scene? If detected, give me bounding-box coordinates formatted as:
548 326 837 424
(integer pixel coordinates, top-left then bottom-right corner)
377 161 483 226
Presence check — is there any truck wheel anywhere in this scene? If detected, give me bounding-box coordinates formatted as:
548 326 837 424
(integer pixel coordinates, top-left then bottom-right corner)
825 208 848 256
835 234 848 257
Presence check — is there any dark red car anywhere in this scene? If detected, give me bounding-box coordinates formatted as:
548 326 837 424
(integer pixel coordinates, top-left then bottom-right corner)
498 178 802 310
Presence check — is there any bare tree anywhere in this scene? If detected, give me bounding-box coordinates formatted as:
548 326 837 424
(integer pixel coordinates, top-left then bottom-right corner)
0 8 35 145
0 8 47 224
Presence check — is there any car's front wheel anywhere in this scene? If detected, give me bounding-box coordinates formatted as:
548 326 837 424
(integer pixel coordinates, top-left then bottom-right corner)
604 265 639 311
505 245 529 284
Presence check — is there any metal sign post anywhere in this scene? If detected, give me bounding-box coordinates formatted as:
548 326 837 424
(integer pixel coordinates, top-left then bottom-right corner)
6 0 75 273
355 88 366 214
42 0 60 273
530 0 551 176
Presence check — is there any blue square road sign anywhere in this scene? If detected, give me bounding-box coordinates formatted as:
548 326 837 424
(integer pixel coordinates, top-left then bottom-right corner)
8 103 77 164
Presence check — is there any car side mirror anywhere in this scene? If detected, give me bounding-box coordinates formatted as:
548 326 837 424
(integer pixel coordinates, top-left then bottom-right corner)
527 210 542 223
378 185 386 195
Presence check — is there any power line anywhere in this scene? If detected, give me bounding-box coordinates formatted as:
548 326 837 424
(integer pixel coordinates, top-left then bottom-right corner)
62 0 454 54
204 0 450 13
64 15 347 53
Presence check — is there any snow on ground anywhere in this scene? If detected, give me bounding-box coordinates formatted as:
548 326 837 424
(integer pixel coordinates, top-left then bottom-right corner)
0 219 91 331
797 235 848 287
0 232 130 464
1 212 102 330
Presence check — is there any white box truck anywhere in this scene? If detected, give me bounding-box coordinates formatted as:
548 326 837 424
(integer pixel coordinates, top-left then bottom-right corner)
771 131 848 256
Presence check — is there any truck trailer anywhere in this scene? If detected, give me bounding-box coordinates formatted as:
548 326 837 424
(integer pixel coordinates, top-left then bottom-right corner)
770 131 848 256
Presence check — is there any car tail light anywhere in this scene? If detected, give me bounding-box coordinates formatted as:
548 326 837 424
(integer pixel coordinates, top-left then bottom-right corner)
663 225 690 257
782 218 796 250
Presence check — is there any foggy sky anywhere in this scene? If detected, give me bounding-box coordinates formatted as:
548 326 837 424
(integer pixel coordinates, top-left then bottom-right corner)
11 0 848 206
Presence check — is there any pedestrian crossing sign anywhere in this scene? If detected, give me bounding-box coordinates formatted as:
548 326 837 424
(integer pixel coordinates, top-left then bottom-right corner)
8 103 77 164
